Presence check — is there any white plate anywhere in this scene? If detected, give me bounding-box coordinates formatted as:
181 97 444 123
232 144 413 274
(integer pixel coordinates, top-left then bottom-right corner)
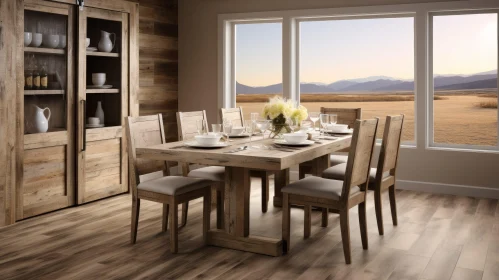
185 141 229 149
274 139 314 146
86 124 104 128
325 128 353 134
86 47 97 52
87 85 113 89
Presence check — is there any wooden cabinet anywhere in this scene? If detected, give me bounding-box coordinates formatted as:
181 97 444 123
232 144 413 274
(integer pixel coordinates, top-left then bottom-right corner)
13 0 138 220
76 7 129 204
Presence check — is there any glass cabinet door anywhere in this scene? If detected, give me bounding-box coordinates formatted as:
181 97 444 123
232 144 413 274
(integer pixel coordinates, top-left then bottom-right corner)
18 0 75 219
77 6 129 204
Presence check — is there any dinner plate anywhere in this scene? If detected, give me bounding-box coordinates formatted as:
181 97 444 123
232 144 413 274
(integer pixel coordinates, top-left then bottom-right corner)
87 85 113 89
185 141 229 149
274 139 314 147
228 133 250 138
86 124 104 128
86 47 97 52
325 128 353 134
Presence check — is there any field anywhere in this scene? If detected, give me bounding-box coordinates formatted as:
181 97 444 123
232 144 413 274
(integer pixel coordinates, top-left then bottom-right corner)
236 91 498 146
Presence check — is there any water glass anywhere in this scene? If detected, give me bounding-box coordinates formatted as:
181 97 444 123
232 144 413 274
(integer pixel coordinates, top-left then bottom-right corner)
212 124 221 134
300 120 313 131
251 113 259 123
288 117 299 132
244 120 254 142
222 117 233 141
319 114 329 136
329 114 338 125
196 119 206 135
309 112 320 131
255 119 270 139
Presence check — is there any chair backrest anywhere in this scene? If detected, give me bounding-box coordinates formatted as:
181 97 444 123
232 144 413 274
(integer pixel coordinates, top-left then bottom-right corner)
376 115 404 179
125 114 169 196
176 110 209 141
220 107 244 127
320 108 362 129
341 118 379 198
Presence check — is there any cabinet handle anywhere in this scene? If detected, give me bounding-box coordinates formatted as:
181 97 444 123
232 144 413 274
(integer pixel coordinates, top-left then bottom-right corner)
82 100 86 152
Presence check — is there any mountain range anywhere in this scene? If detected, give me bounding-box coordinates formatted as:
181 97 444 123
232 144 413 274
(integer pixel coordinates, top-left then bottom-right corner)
236 70 497 94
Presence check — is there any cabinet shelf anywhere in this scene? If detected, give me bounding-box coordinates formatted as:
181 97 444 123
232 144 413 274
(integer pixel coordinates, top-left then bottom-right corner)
86 52 119 57
25 47 65 55
86 88 119 94
25 90 65 95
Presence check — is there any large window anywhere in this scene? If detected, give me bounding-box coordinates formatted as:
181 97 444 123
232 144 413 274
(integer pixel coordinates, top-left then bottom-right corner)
299 17 415 141
235 22 282 120
431 13 498 148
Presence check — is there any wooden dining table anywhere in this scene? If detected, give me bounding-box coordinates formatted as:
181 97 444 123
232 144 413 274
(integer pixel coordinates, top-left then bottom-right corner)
136 135 352 256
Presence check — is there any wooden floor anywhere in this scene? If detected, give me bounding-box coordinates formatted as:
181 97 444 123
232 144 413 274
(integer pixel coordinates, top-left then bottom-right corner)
1 177 499 280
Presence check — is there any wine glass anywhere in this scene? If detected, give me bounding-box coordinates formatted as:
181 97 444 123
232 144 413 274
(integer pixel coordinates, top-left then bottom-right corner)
222 117 233 141
250 112 259 123
309 112 320 131
319 114 329 136
300 120 313 132
287 117 299 132
244 120 254 143
329 114 338 125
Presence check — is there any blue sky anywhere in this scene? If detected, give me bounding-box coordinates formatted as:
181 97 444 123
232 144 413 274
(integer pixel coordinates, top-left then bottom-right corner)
235 14 497 87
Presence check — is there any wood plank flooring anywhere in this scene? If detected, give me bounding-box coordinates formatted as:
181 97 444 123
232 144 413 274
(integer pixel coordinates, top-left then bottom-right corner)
0 177 498 280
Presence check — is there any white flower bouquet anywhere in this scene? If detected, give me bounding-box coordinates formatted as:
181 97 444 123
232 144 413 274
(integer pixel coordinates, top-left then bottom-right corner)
262 96 308 138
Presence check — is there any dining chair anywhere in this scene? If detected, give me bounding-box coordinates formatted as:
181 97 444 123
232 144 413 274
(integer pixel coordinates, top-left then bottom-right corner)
282 118 379 264
322 114 404 235
177 110 225 229
220 107 273 212
299 107 362 179
126 114 212 253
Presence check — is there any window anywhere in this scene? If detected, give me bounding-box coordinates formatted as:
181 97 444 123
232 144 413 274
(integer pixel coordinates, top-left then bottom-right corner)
235 22 282 120
431 13 498 148
299 17 415 142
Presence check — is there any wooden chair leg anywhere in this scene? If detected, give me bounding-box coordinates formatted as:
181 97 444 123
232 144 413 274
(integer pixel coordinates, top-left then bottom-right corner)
162 203 169 232
181 202 188 227
170 202 179 253
321 208 328 227
340 210 351 264
282 193 291 253
389 185 398 226
131 198 140 244
203 191 211 244
261 174 270 213
216 184 224 229
304 205 311 238
358 201 368 250
374 189 384 235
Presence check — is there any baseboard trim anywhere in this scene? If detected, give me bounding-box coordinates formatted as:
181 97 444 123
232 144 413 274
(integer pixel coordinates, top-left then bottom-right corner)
396 180 499 199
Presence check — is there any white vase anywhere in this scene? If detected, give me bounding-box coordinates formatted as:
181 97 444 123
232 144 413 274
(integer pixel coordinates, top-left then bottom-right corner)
29 105 51 133
98 30 116 53
95 101 105 125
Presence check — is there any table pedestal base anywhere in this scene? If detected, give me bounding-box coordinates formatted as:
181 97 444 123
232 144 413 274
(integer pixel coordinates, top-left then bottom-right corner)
206 230 283 256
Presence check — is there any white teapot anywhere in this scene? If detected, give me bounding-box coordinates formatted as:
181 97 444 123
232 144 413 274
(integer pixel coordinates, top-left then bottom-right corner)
27 105 51 133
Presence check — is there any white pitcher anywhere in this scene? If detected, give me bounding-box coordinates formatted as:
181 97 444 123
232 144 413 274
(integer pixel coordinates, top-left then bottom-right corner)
28 105 51 133
98 30 116 53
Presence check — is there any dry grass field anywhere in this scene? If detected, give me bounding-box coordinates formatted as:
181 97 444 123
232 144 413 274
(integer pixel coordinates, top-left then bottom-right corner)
236 91 498 146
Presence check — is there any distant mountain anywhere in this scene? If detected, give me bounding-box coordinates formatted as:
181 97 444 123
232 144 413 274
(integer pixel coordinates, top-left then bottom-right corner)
236 70 497 94
436 78 497 90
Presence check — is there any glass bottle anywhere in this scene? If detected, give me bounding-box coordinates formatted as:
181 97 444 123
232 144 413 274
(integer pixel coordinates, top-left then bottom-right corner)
40 62 48 90
32 56 40 90
25 69 33 90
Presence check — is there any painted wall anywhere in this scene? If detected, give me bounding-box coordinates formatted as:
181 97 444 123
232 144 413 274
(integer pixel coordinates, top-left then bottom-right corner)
178 0 499 194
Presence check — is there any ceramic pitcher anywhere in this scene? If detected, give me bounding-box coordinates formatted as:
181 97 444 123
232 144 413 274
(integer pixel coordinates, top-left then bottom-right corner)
98 30 116 53
28 105 51 133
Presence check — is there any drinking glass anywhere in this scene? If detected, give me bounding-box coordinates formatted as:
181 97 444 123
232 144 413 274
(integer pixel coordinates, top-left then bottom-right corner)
212 124 221 135
196 119 206 135
309 112 320 131
255 119 270 139
319 114 329 136
300 120 313 131
222 117 233 141
244 120 254 142
329 114 338 125
287 117 299 132
251 113 259 123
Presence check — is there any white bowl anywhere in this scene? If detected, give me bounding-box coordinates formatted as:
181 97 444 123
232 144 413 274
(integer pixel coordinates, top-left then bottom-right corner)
92 73 106 86
31 33 42 47
88 117 100 125
231 126 245 135
283 133 308 144
42 34 60 48
58 35 66 49
326 124 348 132
86 38 90 48
194 134 220 146
24 32 32 47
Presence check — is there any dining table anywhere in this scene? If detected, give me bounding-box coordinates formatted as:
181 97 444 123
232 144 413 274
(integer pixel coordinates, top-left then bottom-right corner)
136 134 352 256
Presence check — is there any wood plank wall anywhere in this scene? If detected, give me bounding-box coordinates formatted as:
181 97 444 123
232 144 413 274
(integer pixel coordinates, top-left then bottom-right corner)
128 0 179 142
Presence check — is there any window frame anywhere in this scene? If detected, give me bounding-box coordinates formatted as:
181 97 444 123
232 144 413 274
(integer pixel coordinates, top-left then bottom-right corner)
219 0 499 152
